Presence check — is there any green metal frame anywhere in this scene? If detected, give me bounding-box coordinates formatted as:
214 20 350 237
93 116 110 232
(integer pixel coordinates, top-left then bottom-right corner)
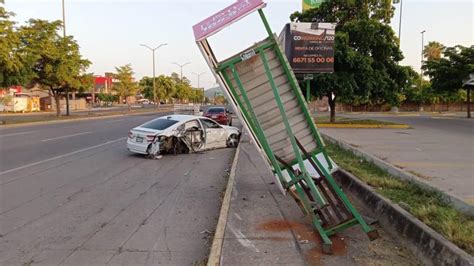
211 8 377 253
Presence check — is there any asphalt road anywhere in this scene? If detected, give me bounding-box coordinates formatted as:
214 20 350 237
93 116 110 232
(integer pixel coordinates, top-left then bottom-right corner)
0 113 235 265
321 113 474 203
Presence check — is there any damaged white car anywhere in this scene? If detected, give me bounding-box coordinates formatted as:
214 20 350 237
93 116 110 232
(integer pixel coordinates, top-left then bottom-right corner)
127 114 240 158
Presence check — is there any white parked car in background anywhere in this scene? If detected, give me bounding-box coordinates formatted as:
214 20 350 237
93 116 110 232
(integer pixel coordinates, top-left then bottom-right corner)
127 114 240 158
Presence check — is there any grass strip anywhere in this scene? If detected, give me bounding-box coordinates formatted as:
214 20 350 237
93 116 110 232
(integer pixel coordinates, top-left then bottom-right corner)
0 108 169 125
314 116 401 125
325 142 474 255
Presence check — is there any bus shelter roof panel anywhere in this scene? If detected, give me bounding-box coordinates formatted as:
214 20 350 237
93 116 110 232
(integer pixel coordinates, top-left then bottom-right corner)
193 0 267 42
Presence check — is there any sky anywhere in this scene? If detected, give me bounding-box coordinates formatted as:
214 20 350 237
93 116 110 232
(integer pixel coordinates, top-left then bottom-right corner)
4 0 473 90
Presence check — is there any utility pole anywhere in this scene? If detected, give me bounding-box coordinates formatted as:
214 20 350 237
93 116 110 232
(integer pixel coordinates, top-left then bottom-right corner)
61 0 70 116
140 43 168 108
421 30 426 76
192 72 206 105
173 62 191 83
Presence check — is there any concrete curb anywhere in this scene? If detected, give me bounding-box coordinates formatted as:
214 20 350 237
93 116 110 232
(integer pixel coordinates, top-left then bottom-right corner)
0 109 172 128
316 123 411 129
207 143 241 266
334 169 474 265
321 133 474 217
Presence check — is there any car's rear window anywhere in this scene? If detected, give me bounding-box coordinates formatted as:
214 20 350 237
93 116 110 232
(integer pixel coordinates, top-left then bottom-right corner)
207 108 225 113
141 118 178 130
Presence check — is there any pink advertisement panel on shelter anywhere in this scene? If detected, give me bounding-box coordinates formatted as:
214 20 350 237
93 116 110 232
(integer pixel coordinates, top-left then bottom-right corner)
192 0 266 41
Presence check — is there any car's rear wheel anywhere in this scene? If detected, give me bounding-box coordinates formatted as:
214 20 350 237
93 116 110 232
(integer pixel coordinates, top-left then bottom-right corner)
226 134 239 148
146 144 155 158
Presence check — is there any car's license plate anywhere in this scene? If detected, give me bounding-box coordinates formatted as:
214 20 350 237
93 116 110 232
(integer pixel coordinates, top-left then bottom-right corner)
212 115 217 118
136 136 143 143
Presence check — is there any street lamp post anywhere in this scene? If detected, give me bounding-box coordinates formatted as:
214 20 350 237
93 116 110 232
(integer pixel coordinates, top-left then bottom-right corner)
61 0 71 116
173 62 191 83
394 0 403 43
192 72 206 104
62 0 66 37
140 43 168 108
421 30 426 76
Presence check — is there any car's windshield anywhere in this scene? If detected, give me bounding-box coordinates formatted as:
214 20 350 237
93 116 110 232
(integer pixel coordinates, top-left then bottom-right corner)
207 108 225 114
141 118 178 130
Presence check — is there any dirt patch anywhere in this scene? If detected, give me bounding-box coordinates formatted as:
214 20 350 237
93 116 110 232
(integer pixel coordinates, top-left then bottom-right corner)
257 219 347 265
256 220 305 232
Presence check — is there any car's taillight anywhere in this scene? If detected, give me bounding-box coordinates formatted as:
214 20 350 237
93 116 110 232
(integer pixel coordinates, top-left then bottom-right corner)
128 131 133 139
146 135 157 142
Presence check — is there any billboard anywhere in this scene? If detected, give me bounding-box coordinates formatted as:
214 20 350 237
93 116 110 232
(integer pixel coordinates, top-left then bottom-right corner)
302 0 326 11
279 22 336 74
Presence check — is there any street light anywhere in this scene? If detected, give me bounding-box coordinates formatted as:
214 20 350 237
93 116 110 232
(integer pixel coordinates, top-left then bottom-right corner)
61 0 71 116
140 43 168 107
421 30 426 76
192 72 206 104
394 0 403 44
172 62 191 83
61 0 66 37
192 72 206 89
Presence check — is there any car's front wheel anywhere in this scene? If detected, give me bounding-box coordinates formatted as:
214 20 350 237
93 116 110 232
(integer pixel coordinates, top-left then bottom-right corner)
226 134 239 148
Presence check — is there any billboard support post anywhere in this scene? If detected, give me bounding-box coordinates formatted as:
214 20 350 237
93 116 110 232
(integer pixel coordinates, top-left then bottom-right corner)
304 74 314 103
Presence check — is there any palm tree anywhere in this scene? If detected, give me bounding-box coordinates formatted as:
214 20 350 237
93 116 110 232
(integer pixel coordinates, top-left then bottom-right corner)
424 41 445 61
156 75 175 104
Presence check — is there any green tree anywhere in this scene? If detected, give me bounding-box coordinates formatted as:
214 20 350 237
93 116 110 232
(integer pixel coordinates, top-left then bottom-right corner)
423 45 474 118
0 4 33 87
156 75 175 103
113 64 138 111
20 19 90 116
97 93 118 106
174 82 192 103
189 88 204 103
139 76 154 101
291 0 408 122
77 73 94 94
402 70 435 110
170 72 191 85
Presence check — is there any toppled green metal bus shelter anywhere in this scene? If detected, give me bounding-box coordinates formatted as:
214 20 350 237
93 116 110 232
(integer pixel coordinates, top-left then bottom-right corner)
193 0 378 253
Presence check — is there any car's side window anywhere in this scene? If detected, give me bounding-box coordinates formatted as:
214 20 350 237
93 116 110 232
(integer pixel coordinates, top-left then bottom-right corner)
200 119 221 129
184 120 201 130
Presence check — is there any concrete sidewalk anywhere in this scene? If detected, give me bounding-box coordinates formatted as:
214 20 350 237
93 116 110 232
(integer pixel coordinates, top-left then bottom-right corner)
218 137 417 265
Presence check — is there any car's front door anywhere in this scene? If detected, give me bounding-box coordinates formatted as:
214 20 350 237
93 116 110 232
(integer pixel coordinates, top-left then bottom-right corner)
182 120 205 151
200 118 227 149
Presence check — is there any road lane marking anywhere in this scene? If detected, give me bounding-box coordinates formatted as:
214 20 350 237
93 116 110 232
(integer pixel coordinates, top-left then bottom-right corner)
105 119 125 123
41 131 92 142
0 130 36 138
0 137 126 175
